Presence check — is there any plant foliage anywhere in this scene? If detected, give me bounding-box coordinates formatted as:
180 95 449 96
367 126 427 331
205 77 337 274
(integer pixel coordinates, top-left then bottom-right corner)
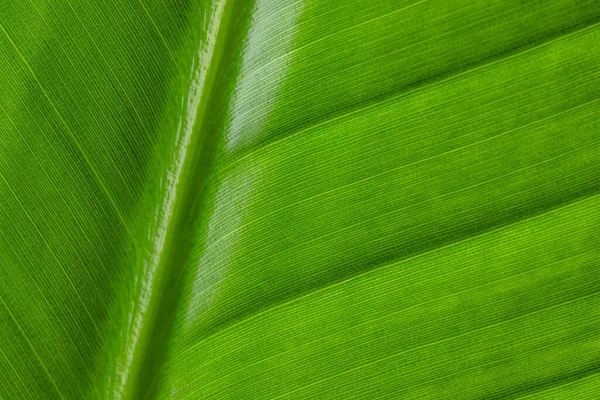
1 0 599 398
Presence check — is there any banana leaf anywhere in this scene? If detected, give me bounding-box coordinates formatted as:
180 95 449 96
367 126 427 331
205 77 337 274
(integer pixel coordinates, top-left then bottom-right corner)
1 0 599 398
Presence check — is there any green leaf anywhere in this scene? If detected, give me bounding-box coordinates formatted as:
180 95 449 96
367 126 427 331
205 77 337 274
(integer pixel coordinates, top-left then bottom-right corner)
1 0 599 398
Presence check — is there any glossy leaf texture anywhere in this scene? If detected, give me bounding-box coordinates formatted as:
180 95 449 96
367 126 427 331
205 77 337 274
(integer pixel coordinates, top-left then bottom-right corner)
1 0 600 399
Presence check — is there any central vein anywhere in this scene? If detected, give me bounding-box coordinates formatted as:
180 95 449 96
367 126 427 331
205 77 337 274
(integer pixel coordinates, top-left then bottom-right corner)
117 1 236 398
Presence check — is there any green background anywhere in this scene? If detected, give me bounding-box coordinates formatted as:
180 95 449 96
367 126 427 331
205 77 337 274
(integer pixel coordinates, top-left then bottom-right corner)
0 0 599 398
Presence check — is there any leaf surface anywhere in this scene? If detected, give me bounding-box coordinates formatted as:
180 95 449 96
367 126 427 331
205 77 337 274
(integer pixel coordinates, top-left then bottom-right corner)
0 0 599 399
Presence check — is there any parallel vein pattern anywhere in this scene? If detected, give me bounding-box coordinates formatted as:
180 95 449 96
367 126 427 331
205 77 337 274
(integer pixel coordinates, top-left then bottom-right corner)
1 0 599 399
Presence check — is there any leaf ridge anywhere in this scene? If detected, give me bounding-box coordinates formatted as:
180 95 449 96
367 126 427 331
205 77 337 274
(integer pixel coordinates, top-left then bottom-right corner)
516 370 600 399
216 17 600 178
177 249 598 394
177 190 600 360
200 94 599 256
269 290 600 399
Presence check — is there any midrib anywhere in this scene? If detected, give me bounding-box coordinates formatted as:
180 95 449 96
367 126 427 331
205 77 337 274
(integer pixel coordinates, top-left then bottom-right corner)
118 1 236 398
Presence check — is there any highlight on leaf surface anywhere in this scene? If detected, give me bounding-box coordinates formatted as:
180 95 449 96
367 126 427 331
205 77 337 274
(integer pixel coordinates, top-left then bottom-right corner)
0 0 599 398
